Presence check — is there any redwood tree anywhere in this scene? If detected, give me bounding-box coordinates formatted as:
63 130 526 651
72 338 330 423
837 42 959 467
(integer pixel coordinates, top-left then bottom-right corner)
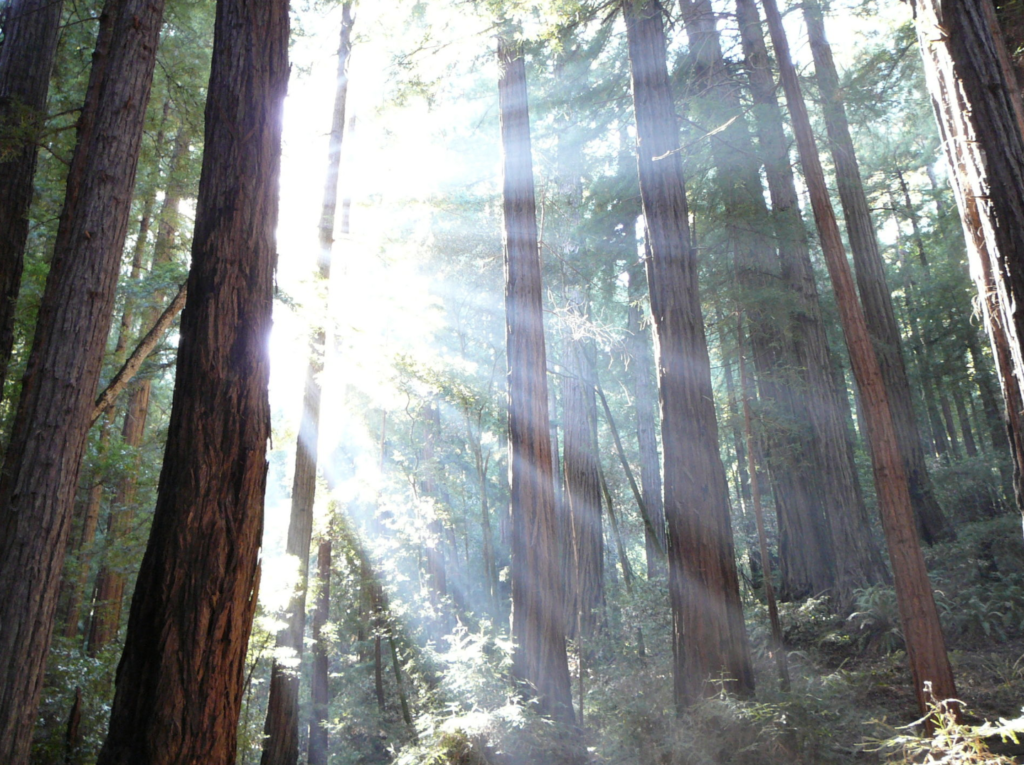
912 0 1024 517
0 0 65 397
498 34 574 723
623 0 753 707
94 0 289 760
261 6 352 764
0 0 166 759
760 0 957 715
804 0 951 544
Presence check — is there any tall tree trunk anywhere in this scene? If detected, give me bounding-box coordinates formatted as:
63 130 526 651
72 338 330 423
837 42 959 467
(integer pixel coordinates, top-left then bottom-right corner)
0 0 166 759
307 539 331 765
261 9 350 764
497 34 573 723
761 0 958 717
804 0 952 544
956 389 980 458
94 0 288 760
679 0 834 601
913 0 1024 517
623 0 753 707
562 291 604 640
0 0 65 399
939 389 962 460
626 263 666 578
85 124 190 656
735 0 887 607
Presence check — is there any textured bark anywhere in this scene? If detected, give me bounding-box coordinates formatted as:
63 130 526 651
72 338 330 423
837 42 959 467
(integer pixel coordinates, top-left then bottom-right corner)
626 264 666 578
261 12 350 764
623 0 753 707
498 35 573 723
562 292 604 639
804 0 952 544
0 1 165 759
761 0 958 716
95 0 288 760
735 0 887 607
86 125 191 655
913 0 1024 517
680 0 834 601
0 0 65 398
307 539 331 765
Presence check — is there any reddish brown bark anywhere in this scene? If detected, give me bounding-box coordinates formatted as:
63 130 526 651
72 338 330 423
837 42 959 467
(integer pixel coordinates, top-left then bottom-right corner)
94 0 289 761
0 1 166 760
804 0 952 544
761 0 958 716
498 34 574 723
913 0 1024 517
0 0 66 397
623 0 753 707
735 0 887 607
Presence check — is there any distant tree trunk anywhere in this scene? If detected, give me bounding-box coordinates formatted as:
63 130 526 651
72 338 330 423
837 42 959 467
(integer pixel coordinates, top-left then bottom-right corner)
623 0 753 707
562 291 604 640
761 0 958 717
94 0 288 761
307 538 331 765
735 0 887 608
0 0 65 399
738 327 790 691
86 124 190 656
679 0 834 602
498 34 573 723
626 263 666 578
913 0 1024 517
804 0 952 544
956 390 980 458
0 0 166 759
421 401 449 623
261 9 350 764
939 389 962 460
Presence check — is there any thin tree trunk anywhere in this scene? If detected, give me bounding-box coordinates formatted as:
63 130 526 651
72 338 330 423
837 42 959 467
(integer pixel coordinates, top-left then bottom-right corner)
738 326 790 691
498 34 573 723
94 0 288 760
735 0 887 608
307 539 331 765
623 0 753 708
761 0 958 717
0 0 166 758
913 0 1024 518
260 11 350 763
804 0 952 545
939 389 962 460
626 263 666 578
956 389 980 458
0 0 66 398
562 291 604 640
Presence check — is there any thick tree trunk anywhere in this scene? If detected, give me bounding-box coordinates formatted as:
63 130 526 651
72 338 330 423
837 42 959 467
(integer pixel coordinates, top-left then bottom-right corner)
626 263 666 578
679 0 834 601
623 0 753 707
0 0 65 399
307 538 331 765
0 1 166 760
761 0 958 717
498 35 573 723
94 0 288 761
804 0 952 544
913 0 1024 517
735 0 887 607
